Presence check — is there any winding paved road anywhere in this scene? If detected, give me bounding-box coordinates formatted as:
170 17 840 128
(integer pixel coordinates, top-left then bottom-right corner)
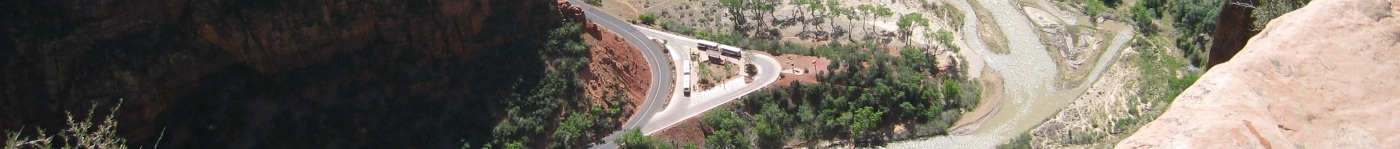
568 1 784 148
567 0 672 148
633 26 781 135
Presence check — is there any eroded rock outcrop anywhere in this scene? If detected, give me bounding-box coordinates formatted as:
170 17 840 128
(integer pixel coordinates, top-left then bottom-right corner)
1117 0 1400 148
1207 0 1262 68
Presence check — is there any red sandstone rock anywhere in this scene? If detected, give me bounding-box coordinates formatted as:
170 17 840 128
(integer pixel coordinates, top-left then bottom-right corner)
1118 0 1400 148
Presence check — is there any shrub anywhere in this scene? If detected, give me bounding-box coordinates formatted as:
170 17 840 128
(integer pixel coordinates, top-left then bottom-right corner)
1251 0 1311 29
1171 0 1222 66
5 100 136 149
1083 0 1110 18
1131 3 1160 34
617 128 672 149
638 13 657 25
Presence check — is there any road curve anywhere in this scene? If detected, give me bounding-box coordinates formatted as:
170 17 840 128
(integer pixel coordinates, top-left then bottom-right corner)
566 0 674 148
633 25 782 135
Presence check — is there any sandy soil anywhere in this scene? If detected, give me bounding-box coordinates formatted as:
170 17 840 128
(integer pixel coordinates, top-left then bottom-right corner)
594 0 642 21
948 68 1005 134
1019 0 1137 90
967 0 1011 54
581 22 652 123
1028 47 1142 148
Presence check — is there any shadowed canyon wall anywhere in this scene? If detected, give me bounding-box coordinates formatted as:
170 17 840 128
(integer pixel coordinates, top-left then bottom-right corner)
1 0 591 148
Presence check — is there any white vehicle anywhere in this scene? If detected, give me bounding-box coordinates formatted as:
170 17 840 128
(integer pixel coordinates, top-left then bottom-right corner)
697 40 719 51
682 59 692 97
718 45 742 57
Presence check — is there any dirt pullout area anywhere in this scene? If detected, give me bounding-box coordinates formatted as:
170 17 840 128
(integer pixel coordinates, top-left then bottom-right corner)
1119 0 1400 148
1027 47 1141 148
759 51 831 87
581 22 652 123
947 68 1004 134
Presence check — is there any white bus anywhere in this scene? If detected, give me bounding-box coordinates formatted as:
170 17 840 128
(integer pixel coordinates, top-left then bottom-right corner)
718 45 742 57
682 59 692 97
697 40 719 51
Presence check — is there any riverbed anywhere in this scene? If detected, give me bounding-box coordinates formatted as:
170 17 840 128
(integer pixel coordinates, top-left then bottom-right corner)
886 0 1133 147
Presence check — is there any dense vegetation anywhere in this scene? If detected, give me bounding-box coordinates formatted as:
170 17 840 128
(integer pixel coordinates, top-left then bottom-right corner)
1130 0 1166 34
720 43 979 147
994 0 1214 147
617 128 674 149
1106 0 1222 66
1 0 628 148
1170 0 1223 66
1083 0 1114 18
1146 0 1307 67
477 23 633 148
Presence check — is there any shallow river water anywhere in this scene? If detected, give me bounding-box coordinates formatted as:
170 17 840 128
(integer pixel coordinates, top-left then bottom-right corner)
885 0 1133 147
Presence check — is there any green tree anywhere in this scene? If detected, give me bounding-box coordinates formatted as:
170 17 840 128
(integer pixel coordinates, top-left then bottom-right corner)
942 77 961 101
702 108 745 131
860 5 893 34
702 108 750 149
873 6 894 18
552 113 595 148
1083 0 1110 18
749 0 777 30
899 102 918 119
617 128 672 149
856 4 875 31
1131 2 1160 34
1171 0 1222 66
754 114 786 148
897 13 928 44
504 142 525 149
827 0 850 39
684 142 699 149
705 129 749 149
850 106 883 140
926 29 958 52
805 0 825 19
720 0 750 30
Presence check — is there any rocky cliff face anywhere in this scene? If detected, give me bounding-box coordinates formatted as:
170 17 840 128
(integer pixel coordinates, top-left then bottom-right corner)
1 0 596 148
1118 0 1400 148
1207 0 1261 68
